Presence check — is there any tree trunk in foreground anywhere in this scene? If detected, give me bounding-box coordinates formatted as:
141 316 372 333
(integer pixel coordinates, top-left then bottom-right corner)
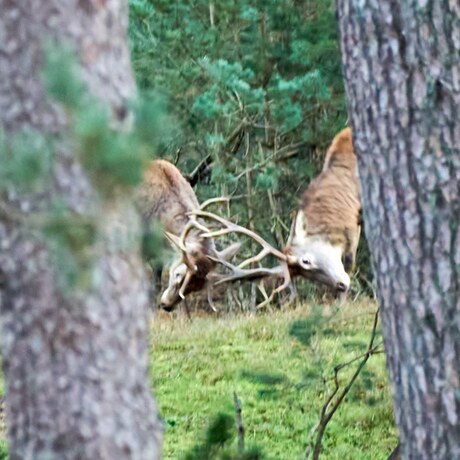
337 1 460 458
0 1 162 458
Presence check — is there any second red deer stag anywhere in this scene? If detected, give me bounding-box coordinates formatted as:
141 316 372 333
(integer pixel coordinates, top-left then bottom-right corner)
284 127 361 296
136 159 240 310
187 128 361 305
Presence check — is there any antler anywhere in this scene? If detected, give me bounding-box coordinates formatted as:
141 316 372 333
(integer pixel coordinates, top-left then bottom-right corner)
169 197 230 253
166 197 293 308
165 198 232 299
207 254 285 284
206 256 288 310
188 209 293 306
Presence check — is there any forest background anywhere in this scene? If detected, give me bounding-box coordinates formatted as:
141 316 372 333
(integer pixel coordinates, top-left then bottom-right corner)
128 0 372 303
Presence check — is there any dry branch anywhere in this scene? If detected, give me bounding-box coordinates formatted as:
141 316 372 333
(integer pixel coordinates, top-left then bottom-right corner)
306 308 382 460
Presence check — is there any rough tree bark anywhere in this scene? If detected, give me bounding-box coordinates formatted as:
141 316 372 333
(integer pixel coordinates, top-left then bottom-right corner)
336 1 460 459
0 1 162 459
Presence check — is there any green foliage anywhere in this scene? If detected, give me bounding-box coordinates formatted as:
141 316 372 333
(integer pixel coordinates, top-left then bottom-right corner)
42 206 97 290
142 223 167 270
151 302 396 459
0 129 53 193
42 214 97 254
0 442 7 460
75 108 146 190
43 45 165 195
43 44 84 110
0 45 170 292
255 163 280 191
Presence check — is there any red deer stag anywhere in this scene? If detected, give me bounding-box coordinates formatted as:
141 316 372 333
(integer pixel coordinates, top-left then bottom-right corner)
284 127 361 296
191 127 361 303
136 159 241 310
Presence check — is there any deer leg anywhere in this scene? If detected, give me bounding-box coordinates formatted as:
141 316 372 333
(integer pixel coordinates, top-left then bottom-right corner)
206 285 218 312
182 298 192 320
344 225 361 273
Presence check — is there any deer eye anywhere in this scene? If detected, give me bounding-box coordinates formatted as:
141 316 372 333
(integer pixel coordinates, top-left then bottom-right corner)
302 257 312 266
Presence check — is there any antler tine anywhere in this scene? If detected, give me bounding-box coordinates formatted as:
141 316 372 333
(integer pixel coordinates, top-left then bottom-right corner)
274 261 292 293
207 251 291 311
214 267 285 286
191 208 294 308
207 259 287 309
178 270 194 299
179 218 208 247
190 210 287 262
256 289 277 310
199 197 230 210
175 216 213 271
238 247 272 269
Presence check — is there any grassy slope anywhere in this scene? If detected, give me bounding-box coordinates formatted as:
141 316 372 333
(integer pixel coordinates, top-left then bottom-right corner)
151 300 397 460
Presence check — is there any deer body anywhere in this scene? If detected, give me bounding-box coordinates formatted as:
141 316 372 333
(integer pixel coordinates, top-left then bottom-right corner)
136 160 219 309
285 128 361 295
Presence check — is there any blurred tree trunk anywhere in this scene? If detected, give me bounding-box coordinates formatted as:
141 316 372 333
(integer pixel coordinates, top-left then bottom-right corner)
0 1 162 459
337 1 460 459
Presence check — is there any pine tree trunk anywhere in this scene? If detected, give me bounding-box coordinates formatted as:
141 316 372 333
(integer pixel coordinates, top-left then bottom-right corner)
336 1 460 458
0 1 162 458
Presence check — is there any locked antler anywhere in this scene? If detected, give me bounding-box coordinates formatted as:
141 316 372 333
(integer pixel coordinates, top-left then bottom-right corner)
188 208 293 308
165 198 231 299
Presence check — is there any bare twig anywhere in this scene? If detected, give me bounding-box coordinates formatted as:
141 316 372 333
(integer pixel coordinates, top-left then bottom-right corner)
209 3 215 27
306 308 381 460
184 154 213 187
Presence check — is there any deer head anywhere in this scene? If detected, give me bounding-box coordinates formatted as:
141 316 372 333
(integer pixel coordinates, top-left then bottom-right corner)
159 218 241 311
284 211 350 295
137 160 244 311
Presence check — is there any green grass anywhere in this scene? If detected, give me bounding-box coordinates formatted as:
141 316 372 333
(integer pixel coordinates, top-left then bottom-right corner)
151 300 397 460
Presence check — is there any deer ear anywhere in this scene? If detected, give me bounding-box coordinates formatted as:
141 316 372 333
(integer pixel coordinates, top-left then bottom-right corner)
287 211 308 246
217 242 241 261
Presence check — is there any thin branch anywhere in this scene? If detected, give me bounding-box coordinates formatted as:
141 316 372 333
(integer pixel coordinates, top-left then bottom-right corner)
306 308 381 460
234 140 310 181
209 3 215 28
184 154 213 186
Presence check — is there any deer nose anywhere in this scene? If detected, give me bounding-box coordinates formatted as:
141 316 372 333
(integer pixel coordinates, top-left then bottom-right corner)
336 282 348 292
160 303 175 312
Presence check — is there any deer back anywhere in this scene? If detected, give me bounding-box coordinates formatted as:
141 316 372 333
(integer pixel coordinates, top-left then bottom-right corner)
136 159 200 236
300 128 360 251
285 128 361 294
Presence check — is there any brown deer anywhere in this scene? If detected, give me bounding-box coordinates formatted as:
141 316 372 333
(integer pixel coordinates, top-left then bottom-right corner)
136 159 241 310
283 127 361 296
193 127 361 303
